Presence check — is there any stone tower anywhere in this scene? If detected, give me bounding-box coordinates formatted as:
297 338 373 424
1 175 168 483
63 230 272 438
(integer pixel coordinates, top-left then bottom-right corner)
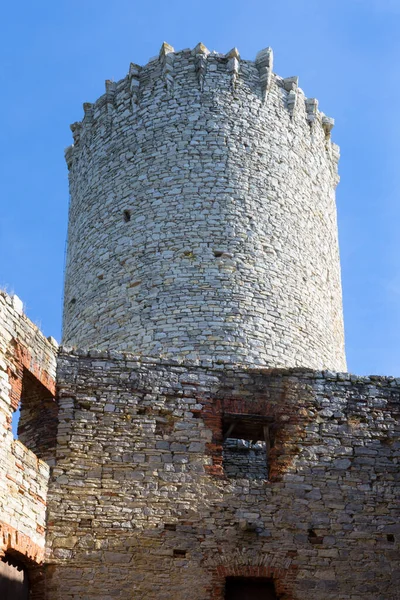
63 42 346 371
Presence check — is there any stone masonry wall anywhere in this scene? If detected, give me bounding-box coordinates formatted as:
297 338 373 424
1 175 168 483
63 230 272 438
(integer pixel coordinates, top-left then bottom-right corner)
63 43 346 371
43 350 399 599
223 439 267 480
0 291 57 567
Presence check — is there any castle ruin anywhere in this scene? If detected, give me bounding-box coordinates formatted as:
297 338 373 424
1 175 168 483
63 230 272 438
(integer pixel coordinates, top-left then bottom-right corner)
0 43 398 599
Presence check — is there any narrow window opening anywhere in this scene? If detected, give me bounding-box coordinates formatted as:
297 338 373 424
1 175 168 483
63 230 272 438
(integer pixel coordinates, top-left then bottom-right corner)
123 210 131 222
70 298 76 305
173 549 186 558
11 407 20 439
222 415 273 480
225 577 278 600
164 523 176 531
387 534 395 543
16 368 58 463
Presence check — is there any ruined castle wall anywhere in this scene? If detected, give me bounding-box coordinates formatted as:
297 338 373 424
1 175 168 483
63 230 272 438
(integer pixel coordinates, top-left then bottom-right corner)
0 291 57 564
43 350 399 599
63 45 346 370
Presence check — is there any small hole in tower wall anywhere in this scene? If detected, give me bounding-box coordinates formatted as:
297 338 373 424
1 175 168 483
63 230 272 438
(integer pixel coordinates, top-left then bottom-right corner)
79 518 93 528
70 298 76 305
0 553 30 599
308 529 323 544
123 210 131 222
308 529 316 539
387 534 395 542
173 549 186 558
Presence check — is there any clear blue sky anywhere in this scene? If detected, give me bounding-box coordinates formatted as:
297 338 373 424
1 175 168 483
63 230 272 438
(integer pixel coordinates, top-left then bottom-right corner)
1 0 399 376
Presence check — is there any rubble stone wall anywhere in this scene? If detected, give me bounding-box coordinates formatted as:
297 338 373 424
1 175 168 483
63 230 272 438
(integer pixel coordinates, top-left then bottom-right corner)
63 44 346 371
223 439 267 479
0 291 56 565
43 350 399 599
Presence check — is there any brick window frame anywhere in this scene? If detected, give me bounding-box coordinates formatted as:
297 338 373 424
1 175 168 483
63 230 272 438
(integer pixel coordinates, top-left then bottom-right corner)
199 381 312 482
7 341 57 462
208 565 297 600
0 521 44 564
201 396 279 479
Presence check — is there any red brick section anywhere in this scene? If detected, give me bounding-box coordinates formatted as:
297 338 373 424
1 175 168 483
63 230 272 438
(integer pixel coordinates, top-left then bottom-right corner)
208 564 298 599
18 369 58 461
6 339 56 411
0 521 44 564
5 339 57 460
5 473 47 506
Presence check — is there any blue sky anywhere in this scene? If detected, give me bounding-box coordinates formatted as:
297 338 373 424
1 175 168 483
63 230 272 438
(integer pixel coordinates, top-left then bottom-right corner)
1 0 399 376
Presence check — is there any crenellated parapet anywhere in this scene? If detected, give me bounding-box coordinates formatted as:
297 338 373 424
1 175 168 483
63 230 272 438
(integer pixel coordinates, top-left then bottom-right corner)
64 42 337 171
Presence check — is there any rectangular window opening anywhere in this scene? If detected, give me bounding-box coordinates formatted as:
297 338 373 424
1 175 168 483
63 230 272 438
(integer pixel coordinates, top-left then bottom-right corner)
15 368 58 463
222 415 273 480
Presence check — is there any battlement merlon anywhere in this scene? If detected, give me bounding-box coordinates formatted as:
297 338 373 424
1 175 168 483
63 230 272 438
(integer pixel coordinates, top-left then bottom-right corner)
64 42 338 168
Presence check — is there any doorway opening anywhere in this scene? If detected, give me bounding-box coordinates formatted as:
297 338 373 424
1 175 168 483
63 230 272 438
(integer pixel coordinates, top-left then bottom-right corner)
0 553 29 600
225 576 278 600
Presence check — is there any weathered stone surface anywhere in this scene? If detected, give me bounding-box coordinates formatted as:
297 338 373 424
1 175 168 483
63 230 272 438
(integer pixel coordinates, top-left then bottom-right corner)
62 44 346 371
39 351 399 599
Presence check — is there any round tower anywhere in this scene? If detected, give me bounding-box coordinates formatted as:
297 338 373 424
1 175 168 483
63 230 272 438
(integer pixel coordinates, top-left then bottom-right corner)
62 43 346 370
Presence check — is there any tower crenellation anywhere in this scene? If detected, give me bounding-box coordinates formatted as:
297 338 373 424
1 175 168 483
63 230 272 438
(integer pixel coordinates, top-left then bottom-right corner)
65 43 338 164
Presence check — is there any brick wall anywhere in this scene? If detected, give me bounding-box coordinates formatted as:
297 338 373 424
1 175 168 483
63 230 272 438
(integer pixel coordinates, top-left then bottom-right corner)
0 291 56 568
